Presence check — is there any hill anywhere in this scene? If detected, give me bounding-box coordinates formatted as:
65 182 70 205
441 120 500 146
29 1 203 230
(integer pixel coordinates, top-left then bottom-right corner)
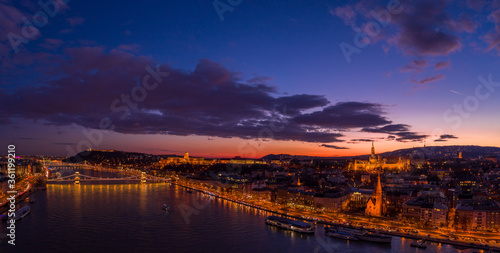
262 145 500 160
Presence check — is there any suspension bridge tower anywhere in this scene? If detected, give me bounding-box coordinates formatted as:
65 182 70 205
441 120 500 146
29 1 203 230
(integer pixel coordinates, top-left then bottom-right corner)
74 172 80 184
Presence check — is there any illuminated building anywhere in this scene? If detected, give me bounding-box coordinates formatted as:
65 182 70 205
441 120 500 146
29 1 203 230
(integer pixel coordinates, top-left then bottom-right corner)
455 199 500 231
314 190 351 213
365 171 385 217
274 187 315 208
402 191 449 227
349 142 409 171
157 152 215 166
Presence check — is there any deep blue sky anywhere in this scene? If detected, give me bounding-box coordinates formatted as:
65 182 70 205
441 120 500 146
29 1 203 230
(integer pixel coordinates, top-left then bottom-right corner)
1 0 499 157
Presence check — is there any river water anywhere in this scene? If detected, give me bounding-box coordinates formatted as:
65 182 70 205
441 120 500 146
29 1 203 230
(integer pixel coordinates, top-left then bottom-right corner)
0 170 478 253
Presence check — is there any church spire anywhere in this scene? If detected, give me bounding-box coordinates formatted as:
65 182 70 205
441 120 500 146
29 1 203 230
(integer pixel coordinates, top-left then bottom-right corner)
376 169 382 196
371 141 375 157
365 168 384 217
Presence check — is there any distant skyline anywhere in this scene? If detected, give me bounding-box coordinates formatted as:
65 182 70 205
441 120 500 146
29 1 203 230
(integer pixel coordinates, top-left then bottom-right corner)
1 0 500 158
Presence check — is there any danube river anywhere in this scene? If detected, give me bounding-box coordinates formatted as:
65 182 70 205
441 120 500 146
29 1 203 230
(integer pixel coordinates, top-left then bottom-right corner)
0 171 479 253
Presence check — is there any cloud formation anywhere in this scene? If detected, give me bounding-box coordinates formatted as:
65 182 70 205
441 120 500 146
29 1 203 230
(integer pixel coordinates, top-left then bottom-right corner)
0 46 418 144
362 124 410 133
363 124 428 142
434 134 458 142
483 9 500 55
293 102 391 129
390 0 462 56
321 144 349 149
350 138 373 142
415 73 446 85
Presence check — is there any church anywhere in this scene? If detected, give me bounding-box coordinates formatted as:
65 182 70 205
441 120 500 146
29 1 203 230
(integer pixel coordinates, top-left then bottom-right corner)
365 171 386 217
349 142 410 171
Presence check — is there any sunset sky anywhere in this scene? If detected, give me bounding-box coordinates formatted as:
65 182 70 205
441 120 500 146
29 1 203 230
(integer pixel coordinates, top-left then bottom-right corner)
1 0 500 158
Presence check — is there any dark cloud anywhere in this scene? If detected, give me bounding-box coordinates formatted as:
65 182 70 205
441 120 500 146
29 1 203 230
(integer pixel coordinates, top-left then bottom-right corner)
1 46 377 143
394 132 428 142
363 124 427 142
247 76 273 85
350 138 373 142
293 102 391 129
333 0 466 57
434 134 458 142
391 0 462 56
440 134 457 139
321 144 349 149
275 94 329 116
362 124 410 133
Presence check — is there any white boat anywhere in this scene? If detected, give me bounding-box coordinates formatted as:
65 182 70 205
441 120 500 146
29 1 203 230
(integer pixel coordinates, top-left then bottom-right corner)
163 204 171 211
325 231 359 240
265 216 315 233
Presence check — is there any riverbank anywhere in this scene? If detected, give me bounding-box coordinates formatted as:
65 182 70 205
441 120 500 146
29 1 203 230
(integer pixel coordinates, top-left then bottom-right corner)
0 184 36 215
166 178 500 252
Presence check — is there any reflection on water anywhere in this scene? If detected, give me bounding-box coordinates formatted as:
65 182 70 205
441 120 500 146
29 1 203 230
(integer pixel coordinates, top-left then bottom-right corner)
0 183 482 253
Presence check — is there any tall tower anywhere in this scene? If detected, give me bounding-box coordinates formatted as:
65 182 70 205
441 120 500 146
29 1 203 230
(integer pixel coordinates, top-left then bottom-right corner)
371 141 376 158
366 169 384 216
459 151 462 159
374 171 383 215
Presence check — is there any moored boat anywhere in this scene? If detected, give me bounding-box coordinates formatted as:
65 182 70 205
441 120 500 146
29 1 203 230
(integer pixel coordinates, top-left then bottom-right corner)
336 227 365 237
325 230 359 240
411 239 427 248
6 205 31 222
163 204 172 211
357 231 392 243
265 216 315 234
